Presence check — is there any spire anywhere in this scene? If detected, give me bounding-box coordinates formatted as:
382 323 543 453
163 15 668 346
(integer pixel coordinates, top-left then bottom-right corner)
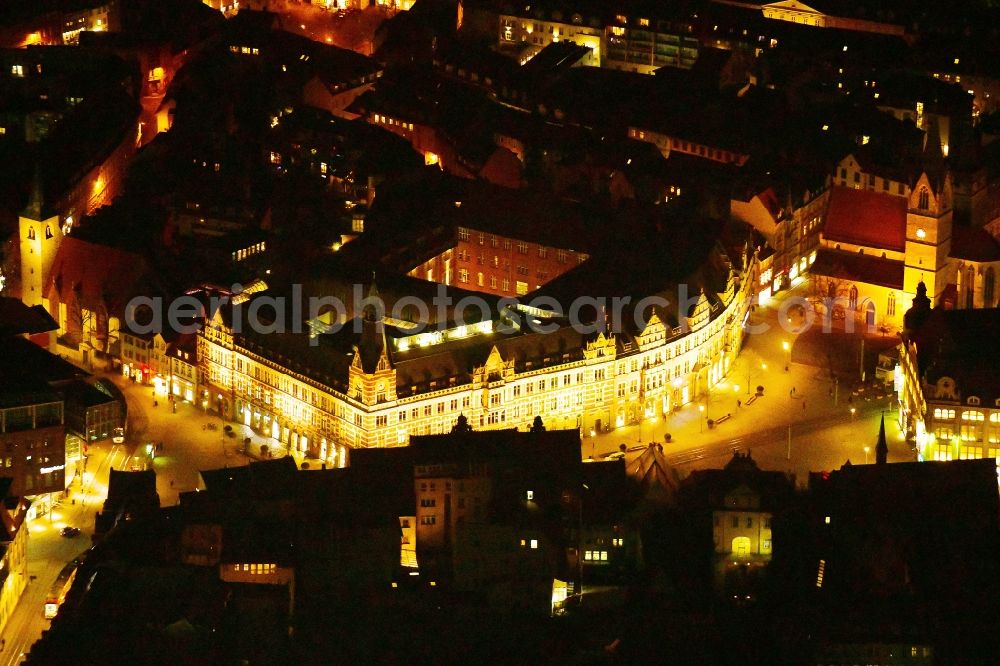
920 118 947 194
22 159 50 221
358 273 389 373
875 414 888 465
903 281 932 333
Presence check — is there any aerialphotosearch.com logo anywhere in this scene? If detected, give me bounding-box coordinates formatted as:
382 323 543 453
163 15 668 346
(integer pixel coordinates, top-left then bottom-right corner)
124 282 876 344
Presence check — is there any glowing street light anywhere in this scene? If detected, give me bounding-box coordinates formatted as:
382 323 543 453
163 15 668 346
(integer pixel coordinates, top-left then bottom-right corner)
782 340 791 371
699 404 706 433
863 445 870 464
850 407 857 421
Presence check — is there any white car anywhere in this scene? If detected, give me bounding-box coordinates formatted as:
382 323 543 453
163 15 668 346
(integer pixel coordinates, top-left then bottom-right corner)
112 427 125 444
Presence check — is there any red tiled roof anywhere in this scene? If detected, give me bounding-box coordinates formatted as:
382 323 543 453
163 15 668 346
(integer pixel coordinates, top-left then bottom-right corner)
47 237 152 314
824 186 907 252
949 225 1000 262
810 248 905 290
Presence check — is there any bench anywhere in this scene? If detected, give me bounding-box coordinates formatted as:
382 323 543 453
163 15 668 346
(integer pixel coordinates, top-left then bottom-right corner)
714 413 732 425
745 394 758 405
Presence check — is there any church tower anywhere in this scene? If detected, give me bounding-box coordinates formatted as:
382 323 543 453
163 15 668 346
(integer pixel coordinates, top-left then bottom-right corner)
903 120 953 305
18 163 62 308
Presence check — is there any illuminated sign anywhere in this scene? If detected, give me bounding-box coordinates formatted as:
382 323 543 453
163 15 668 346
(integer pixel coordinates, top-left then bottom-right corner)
40 464 65 474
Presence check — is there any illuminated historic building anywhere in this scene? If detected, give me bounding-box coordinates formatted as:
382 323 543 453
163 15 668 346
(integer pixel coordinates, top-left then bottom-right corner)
757 1 905 37
407 225 589 298
0 480 29 636
897 295 1000 465
679 450 794 595
199 238 753 465
808 123 1000 331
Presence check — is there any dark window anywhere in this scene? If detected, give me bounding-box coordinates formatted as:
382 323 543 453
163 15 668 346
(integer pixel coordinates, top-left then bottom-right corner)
918 188 930 210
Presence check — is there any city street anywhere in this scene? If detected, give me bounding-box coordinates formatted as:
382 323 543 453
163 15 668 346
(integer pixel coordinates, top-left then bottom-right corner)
585 281 908 482
1 281 908 659
117 378 262 506
0 438 136 663
275 0 389 55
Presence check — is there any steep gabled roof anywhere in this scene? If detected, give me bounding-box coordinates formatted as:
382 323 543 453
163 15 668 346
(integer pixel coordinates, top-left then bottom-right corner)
949 225 1000 262
824 186 907 252
47 237 156 315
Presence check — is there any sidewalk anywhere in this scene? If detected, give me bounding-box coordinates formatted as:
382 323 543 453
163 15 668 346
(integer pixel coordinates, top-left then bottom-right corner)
587 279 898 464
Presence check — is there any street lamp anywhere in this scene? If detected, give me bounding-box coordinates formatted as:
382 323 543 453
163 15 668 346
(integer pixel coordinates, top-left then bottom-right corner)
863 445 870 464
850 407 857 421
577 483 590 605
782 341 791 371
217 394 225 456
699 404 706 433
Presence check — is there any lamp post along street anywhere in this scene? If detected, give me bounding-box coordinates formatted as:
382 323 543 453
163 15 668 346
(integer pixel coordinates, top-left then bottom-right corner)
787 425 791 461
578 483 589 604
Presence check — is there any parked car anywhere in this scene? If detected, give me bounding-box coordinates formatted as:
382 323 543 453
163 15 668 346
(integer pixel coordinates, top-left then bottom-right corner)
60 526 81 538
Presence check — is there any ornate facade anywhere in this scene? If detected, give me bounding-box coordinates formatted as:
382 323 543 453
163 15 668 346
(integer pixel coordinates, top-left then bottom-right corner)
199 259 753 466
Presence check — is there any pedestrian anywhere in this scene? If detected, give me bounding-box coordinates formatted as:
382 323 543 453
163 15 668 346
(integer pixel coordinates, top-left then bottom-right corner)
736 399 742 408
802 400 806 410
170 480 174 488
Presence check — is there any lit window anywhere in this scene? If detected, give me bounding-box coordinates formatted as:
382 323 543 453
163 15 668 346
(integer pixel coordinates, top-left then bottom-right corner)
530 539 538 549
824 516 831 524
526 490 534 500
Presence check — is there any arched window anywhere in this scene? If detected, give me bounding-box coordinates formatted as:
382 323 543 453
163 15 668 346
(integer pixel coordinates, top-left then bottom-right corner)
27 226 35 240
984 267 995 307
887 292 896 317
966 266 975 307
918 188 930 211
45 226 52 239
849 285 858 309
